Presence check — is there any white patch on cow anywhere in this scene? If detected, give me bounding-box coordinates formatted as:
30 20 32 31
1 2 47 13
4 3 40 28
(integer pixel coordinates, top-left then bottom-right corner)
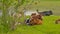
24 10 41 16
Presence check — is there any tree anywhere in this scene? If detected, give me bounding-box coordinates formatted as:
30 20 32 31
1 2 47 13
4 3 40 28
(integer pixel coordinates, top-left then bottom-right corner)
1 0 34 33
2 0 27 33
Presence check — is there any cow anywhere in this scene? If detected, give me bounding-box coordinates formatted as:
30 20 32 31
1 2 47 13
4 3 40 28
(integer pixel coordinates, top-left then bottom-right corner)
55 19 60 24
25 13 36 25
29 13 43 25
37 10 53 16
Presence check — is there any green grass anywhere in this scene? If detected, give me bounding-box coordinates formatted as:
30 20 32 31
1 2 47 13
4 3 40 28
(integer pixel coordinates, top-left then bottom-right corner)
3 16 59 34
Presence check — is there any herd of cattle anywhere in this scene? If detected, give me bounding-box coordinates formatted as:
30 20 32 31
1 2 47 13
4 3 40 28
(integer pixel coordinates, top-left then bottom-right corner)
10 10 60 26
8 10 60 30
25 10 60 25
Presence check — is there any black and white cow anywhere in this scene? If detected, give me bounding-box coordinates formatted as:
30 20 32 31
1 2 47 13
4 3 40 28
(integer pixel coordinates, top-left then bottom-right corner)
37 10 53 16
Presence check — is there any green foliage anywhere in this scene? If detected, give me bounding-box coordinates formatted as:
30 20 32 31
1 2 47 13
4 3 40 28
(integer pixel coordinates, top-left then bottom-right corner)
1 0 27 33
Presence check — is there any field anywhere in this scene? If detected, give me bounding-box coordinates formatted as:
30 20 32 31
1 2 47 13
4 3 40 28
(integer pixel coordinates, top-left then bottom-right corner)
0 0 60 34
6 16 60 34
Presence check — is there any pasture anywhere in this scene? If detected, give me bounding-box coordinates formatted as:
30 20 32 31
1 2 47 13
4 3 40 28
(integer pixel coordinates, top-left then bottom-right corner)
6 16 60 34
0 0 60 34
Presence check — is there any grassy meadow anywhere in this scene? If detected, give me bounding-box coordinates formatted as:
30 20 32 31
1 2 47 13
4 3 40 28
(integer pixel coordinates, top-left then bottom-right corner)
7 16 60 34
0 0 60 34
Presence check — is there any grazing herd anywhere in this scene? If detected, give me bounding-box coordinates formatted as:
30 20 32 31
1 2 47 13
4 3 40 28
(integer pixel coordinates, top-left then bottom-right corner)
25 10 60 25
9 10 60 30
10 10 60 26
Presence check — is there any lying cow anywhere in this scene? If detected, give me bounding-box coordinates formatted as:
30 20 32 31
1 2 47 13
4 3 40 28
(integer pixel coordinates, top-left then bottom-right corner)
55 19 60 24
30 13 42 25
26 13 43 25
37 10 53 16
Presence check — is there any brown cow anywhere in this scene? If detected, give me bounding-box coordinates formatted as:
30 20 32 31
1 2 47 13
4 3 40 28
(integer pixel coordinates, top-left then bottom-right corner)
55 19 60 24
29 13 43 25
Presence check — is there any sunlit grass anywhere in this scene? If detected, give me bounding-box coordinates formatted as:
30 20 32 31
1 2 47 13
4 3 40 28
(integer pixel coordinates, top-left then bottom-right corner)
5 16 60 34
